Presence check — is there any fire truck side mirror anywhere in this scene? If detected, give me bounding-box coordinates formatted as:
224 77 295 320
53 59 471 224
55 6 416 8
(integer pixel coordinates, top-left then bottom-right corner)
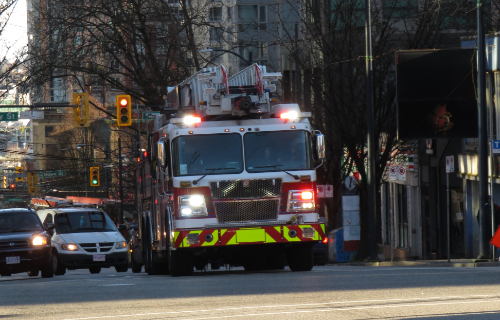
157 141 166 167
316 132 326 160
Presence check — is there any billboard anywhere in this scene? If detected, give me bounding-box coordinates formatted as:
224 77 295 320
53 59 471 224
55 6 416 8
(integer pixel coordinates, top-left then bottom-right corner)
396 49 478 139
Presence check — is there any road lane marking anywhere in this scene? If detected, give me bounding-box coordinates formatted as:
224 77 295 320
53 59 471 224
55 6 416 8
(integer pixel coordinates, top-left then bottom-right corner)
61 294 500 320
98 284 134 287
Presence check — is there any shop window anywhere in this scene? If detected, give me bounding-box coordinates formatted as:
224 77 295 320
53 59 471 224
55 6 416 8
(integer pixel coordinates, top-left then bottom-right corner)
398 184 408 248
384 183 391 245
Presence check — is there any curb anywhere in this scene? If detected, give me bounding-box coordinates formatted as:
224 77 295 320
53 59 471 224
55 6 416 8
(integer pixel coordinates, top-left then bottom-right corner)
328 261 500 268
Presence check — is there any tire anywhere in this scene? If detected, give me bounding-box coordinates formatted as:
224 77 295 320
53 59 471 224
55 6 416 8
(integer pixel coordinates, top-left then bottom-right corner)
41 257 54 278
169 249 193 277
89 267 101 274
131 256 142 273
27 270 39 277
115 264 128 273
287 243 314 272
53 252 66 276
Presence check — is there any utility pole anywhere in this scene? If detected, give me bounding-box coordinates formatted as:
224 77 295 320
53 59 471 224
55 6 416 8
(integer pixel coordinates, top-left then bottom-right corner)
119 137 124 225
478 0 489 259
365 0 377 259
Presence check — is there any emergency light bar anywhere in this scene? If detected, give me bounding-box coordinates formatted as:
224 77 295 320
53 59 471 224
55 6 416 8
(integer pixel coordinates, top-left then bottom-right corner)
171 116 202 125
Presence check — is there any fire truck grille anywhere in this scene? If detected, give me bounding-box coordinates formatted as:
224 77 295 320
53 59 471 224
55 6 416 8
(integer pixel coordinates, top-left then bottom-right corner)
214 199 280 223
210 179 282 199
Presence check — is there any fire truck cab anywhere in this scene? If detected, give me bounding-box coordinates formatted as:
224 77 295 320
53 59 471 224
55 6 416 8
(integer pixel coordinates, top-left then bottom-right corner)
133 64 326 276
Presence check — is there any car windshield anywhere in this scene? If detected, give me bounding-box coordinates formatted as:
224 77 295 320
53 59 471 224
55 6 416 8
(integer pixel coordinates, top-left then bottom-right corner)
245 131 313 172
172 133 243 176
0 212 43 233
54 211 117 234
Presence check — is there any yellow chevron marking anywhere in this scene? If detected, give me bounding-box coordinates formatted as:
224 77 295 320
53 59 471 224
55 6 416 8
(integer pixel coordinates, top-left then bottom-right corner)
201 230 219 247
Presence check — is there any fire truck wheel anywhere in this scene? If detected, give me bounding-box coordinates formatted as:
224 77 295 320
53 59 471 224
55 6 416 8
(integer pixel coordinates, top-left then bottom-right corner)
287 244 314 272
169 249 194 277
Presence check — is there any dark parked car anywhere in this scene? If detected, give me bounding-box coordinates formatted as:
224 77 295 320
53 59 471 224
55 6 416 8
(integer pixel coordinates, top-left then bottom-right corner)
0 208 53 278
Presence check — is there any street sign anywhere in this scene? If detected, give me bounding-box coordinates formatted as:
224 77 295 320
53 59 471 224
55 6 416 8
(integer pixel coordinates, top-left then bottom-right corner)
493 140 500 154
389 166 397 180
0 112 18 121
20 111 44 120
446 155 455 173
37 170 66 178
398 166 406 181
325 185 334 198
317 185 325 198
8 198 24 202
142 112 160 120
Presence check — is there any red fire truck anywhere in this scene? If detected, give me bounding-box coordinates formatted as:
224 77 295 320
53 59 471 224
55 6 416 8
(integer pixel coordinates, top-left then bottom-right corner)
132 64 326 276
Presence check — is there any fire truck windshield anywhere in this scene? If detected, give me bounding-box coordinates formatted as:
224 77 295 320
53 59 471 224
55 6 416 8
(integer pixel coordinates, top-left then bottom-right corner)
172 133 243 176
244 131 313 172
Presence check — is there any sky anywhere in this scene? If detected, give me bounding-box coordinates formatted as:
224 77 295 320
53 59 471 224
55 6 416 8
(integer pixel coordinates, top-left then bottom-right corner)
2 0 27 60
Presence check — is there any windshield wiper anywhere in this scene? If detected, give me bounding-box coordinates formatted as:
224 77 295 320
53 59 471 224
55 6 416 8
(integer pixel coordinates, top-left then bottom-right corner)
193 167 236 185
254 165 299 180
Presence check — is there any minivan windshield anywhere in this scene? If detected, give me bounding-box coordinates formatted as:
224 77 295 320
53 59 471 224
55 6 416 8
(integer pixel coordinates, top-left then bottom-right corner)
54 211 116 234
0 212 43 233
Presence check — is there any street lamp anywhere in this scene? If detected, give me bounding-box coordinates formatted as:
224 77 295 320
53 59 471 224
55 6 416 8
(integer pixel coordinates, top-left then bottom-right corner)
200 48 252 66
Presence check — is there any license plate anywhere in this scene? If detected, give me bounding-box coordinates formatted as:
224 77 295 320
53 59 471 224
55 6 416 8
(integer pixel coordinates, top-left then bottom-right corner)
6 256 20 264
93 255 105 262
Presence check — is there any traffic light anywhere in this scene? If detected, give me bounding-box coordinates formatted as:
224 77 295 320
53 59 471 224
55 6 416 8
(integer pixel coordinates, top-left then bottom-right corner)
90 167 100 187
27 172 38 194
10 184 15 189
15 167 23 182
116 95 132 126
1 176 6 188
73 92 90 126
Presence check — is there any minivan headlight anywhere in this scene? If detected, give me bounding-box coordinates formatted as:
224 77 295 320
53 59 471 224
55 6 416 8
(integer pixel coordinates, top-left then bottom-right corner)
61 243 78 251
178 195 207 217
115 241 127 249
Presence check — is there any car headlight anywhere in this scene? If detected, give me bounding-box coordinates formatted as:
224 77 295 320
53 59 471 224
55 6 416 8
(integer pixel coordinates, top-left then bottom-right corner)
115 241 127 249
287 190 315 212
178 195 207 217
32 236 47 246
61 243 78 251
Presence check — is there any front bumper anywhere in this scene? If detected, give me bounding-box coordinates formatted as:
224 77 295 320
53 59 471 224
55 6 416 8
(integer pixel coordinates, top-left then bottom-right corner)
58 251 129 269
0 247 51 274
173 223 325 248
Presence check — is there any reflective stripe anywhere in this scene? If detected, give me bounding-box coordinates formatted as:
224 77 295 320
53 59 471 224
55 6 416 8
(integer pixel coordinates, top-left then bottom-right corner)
173 231 181 247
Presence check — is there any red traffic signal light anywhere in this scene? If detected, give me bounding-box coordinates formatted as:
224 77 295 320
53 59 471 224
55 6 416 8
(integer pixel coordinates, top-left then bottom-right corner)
116 95 132 126
10 184 15 189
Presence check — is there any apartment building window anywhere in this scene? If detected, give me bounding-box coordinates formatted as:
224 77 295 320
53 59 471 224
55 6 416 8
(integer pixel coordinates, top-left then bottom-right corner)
157 42 168 55
239 42 267 66
383 0 417 19
111 77 121 91
227 7 232 21
238 5 267 31
156 26 168 38
397 184 408 248
331 1 364 28
110 60 120 72
210 27 223 42
228 27 234 43
210 7 222 21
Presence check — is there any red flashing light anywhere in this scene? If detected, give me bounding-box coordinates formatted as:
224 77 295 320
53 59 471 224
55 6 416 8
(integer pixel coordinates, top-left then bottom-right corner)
301 191 313 200
280 111 298 120
137 157 141 162
144 151 148 157
10 184 15 189
155 199 158 204
120 98 128 107
322 237 328 244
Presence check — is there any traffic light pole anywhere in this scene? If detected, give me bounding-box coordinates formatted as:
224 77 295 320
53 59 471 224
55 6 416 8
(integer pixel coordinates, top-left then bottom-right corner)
119 137 124 225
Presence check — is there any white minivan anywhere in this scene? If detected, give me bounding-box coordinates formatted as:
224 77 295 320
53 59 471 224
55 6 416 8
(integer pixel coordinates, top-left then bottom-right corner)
36 207 129 275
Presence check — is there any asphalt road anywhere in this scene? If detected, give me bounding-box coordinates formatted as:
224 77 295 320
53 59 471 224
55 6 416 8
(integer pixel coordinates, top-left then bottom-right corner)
2 265 500 319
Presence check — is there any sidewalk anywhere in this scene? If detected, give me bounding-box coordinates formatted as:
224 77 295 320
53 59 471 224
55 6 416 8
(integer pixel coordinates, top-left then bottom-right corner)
330 259 500 268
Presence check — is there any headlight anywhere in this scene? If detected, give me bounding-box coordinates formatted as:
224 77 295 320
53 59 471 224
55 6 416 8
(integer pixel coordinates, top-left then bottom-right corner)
287 189 315 212
32 236 47 246
115 241 127 249
178 195 207 217
61 243 78 251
